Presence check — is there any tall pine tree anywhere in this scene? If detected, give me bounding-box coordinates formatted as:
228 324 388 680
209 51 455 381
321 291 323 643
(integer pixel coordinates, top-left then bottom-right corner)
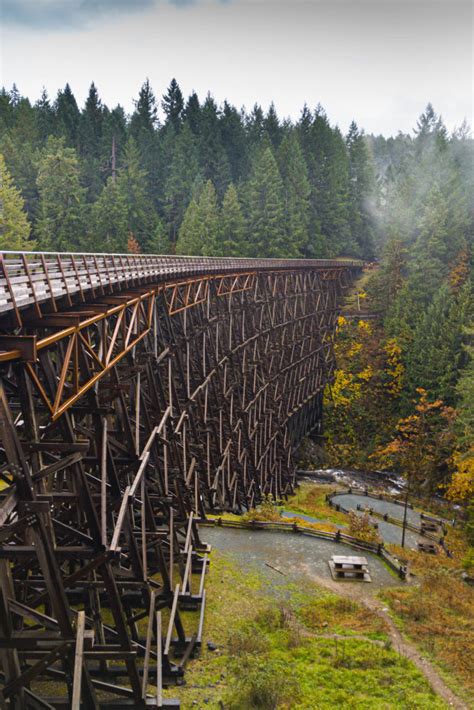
176 180 219 256
244 147 287 257
36 137 86 251
220 183 247 256
0 154 34 250
278 132 310 256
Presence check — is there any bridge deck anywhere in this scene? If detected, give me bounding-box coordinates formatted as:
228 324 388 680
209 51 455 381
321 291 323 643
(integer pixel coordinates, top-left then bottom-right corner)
0 251 360 324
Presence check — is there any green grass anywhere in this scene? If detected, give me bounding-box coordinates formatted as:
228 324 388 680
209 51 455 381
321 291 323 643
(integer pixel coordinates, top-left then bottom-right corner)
379 569 474 705
165 549 448 709
285 482 349 526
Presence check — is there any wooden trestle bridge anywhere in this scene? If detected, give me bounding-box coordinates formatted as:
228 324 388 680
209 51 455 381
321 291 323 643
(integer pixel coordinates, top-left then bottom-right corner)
0 251 360 708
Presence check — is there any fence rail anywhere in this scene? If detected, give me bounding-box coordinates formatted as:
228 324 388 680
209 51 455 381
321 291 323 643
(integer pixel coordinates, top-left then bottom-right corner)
200 516 407 579
326 489 451 551
0 251 361 324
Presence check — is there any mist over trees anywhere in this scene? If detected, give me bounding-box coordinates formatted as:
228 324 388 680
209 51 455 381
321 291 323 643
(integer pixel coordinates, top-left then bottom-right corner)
0 82 472 506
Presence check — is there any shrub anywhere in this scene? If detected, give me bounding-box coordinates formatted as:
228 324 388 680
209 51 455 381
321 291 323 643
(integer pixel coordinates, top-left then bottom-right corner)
348 510 382 544
462 547 474 574
242 494 281 522
228 657 297 709
227 625 269 656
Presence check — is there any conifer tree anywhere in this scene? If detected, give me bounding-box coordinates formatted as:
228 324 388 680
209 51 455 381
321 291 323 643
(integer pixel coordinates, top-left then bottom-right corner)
175 198 200 255
116 137 157 252
410 183 449 304
305 109 353 256
78 82 104 200
263 102 282 148
0 88 14 133
176 180 219 256
36 137 86 251
220 183 247 256
55 83 80 146
246 104 265 148
183 91 201 134
0 132 38 221
163 124 199 245
278 132 310 256
162 78 184 131
368 234 407 314
147 217 171 254
129 79 159 203
130 79 158 136
35 88 55 141
244 146 287 257
100 105 127 179
90 176 128 253
220 101 248 182
406 283 471 404
197 94 226 182
79 82 103 155
0 154 34 250
346 121 376 257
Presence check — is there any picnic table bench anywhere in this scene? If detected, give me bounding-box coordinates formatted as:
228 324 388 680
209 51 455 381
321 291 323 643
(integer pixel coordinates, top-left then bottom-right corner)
329 555 371 582
417 542 438 554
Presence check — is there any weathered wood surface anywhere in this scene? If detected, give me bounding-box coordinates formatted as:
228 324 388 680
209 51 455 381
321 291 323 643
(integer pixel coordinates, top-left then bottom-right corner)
0 253 360 707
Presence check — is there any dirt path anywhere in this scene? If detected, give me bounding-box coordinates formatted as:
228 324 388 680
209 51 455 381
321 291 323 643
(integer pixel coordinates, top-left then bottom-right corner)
305 569 468 710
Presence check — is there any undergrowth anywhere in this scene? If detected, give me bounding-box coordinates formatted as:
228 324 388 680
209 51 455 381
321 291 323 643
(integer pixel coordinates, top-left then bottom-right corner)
166 550 448 709
381 566 474 702
284 483 349 526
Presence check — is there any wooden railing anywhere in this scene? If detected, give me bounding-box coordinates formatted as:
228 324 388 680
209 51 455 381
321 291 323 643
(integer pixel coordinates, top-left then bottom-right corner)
200 516 408 579
0 250 362 324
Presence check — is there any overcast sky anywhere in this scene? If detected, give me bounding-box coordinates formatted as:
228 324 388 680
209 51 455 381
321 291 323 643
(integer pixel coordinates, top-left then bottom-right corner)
0 0 472 136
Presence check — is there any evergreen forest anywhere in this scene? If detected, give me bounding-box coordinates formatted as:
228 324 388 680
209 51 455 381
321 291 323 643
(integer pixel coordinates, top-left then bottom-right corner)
0 79 472 519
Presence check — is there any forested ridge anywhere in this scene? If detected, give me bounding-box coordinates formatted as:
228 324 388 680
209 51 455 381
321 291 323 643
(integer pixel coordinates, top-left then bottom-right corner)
0 79 472 528
0 78 378 257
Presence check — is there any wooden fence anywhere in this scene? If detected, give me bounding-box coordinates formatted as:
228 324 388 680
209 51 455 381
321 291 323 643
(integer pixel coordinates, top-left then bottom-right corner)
199 516 407 579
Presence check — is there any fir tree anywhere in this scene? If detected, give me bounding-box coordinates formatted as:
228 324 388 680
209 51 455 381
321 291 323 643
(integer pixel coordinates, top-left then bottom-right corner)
147 217 171 254
0 131 38 221
36 137 86 251
244 146 286 257
130 79 158 136
175 198 200 255
406 283 471 404
246 104 265 148
163 124 199 245
278 132 310 256
129 79 160 203
116 137 157 252
263 102 282 148
183 91 201 134
162 78 184 131
90 176 128 252
346 120 376 258
176 180 219 256
0 154 35 250
55 83 80 146
220 183 247 256
78 82 103 157
220 101 248 182
78 83 105 200
35 88 55 141
410 183 449 304
100 105 127 180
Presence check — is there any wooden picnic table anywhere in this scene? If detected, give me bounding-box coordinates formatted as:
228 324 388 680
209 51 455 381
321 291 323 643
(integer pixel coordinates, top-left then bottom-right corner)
332 555 368 570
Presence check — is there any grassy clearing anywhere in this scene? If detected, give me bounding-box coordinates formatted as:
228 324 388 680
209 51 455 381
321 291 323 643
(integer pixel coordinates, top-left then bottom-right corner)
284 483 348 526
165 550 448 709
380 561 474 704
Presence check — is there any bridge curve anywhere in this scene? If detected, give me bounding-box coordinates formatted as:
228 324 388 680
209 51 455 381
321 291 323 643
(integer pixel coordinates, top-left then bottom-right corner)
0 251 360 708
